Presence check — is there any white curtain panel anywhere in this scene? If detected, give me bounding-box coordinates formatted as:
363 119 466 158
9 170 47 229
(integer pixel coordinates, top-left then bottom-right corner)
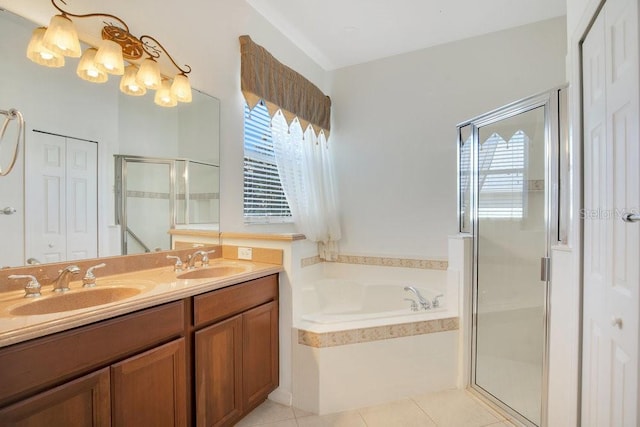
271 111 342 260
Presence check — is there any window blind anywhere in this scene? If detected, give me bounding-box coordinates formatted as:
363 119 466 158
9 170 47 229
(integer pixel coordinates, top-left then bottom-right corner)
243 102 292 220
478 131 527 218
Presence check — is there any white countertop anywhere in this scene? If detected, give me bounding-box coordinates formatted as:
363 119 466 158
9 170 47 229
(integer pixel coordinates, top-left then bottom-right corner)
0 259 282 348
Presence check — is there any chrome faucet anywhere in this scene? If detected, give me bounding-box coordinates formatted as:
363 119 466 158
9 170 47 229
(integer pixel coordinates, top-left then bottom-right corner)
52 265 81 292
404 286 430 310
186 250 210 269
9 274 42 298
83 263 106 288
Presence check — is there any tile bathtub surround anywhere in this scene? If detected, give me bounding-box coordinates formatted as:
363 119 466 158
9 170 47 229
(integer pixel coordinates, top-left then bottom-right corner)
298 317 459 348
300 254 448 270
238 389 512 427
0 245 221 292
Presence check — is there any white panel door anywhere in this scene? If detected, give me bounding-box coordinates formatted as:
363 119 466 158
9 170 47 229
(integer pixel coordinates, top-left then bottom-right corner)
582 0 640 425
26 133 98 263
65 139 97 260
26 132 66 264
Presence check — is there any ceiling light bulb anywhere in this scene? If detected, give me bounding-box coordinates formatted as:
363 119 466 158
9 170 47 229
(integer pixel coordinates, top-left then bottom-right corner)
120 65 147 96
42 14 81 57
135 58 161 90
76 48 108 83
26 27 64 67
94 39 125 75
170 74 192 103
154 80 177 107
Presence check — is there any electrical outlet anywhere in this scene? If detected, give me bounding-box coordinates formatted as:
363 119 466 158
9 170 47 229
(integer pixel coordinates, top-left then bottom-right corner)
238 247 253 260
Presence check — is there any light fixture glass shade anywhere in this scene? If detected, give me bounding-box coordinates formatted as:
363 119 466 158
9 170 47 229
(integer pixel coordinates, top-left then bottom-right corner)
120 65 146 96
135 58 161 90
154 80 177 107
26 27 65 67
76 48 108 83
94 39 125 75
42 14 81 57
170 74 192 103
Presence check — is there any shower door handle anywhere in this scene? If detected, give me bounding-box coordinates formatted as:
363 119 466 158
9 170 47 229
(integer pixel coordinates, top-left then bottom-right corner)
540 257 551 282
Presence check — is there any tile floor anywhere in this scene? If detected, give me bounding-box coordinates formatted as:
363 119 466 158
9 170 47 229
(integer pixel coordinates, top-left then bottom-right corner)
236 389 516 427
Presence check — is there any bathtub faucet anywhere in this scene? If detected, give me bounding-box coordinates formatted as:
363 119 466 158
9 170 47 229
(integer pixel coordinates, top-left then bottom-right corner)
404 286 430 310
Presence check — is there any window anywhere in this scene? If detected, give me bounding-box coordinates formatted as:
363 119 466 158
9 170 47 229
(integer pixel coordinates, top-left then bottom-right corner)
243 102 292 222
478 131 527 218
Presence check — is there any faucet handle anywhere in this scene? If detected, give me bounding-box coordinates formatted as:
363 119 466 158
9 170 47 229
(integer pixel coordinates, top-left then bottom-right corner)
201 250 217 268
166 255 184 272
432 294 444 308
9 274 41 298
83 263 106 287
404 298 419 312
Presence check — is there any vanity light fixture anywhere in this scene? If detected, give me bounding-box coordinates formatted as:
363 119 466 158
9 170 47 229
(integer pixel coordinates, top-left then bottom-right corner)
26 27 65 67
26 0 193 106
120 65 146 96
76 47 108 83
154 80 178 108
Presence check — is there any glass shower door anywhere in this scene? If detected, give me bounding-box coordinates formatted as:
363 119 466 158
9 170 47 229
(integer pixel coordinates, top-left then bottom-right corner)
120 158 175 254
473 105 547 426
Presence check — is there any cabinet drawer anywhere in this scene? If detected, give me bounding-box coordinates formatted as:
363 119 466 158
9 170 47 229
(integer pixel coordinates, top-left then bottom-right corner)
0 300 185 406
193 275 278 327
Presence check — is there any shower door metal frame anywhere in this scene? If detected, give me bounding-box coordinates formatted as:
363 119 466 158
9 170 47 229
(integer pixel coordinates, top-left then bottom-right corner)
115 155 177 255
457 87 564 427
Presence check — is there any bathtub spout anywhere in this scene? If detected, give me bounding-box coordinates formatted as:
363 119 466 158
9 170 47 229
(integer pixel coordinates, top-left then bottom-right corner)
404 286 430 310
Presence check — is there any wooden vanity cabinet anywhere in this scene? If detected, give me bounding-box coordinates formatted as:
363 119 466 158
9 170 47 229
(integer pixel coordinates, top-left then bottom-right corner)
0 368 111 426
112 338 187 427
193 274 279 427
0 301 187 427
0 273 279 427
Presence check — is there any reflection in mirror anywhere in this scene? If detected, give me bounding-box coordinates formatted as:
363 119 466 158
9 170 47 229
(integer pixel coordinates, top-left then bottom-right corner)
116 156 219 255
0 10 220 267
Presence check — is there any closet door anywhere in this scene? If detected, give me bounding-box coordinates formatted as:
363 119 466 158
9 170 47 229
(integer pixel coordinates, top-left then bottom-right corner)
25 132 97 263
582 0 640 425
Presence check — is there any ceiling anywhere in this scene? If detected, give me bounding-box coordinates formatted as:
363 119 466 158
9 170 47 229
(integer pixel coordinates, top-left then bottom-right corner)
246 0 567 70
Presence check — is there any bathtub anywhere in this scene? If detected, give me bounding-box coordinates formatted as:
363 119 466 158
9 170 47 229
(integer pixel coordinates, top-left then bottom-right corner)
299 279 448 326
292 275 460 414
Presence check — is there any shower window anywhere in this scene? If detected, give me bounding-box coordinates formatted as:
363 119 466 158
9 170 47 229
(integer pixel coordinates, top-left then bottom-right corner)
478 131 528 219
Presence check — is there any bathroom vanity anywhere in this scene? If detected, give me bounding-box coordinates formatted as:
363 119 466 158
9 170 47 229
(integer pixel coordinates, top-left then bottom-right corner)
0 261 280 427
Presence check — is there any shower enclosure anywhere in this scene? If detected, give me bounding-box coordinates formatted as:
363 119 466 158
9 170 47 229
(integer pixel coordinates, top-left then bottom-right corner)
115 155 219 255
457 88 565 426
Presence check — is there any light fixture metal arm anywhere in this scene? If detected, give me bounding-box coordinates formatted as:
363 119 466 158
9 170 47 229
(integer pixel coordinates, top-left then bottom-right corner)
50 0 131 33
139 34 192 75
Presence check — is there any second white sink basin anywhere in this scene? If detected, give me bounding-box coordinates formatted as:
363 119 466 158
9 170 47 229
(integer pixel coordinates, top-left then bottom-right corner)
178 266 247 280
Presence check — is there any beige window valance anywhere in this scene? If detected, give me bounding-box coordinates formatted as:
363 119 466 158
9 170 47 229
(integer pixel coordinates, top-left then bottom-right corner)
239 35 331 136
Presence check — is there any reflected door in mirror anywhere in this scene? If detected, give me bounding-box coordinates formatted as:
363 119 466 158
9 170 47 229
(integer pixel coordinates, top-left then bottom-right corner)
26 132 98 264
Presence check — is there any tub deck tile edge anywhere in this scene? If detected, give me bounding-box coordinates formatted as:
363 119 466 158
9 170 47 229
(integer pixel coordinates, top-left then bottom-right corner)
297 317 459 348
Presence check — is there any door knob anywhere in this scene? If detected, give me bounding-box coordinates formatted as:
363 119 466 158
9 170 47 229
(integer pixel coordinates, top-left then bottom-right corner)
1 207 16 215
622 213 640 223
611 317 623 329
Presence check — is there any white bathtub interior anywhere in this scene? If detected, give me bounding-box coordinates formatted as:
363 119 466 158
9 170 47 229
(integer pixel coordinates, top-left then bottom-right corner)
294 261 459 331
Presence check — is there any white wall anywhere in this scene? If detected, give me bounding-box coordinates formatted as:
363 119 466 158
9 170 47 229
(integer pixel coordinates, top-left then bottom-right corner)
330 17 567 259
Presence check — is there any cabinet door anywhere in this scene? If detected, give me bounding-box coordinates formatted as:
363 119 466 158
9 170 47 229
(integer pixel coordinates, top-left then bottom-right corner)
0 368 110 427
243 301 279 410
111 338 187 427
195 315 243 427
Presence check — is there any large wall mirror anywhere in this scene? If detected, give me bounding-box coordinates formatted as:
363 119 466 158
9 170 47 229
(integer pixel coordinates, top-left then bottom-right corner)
0 9 220 267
